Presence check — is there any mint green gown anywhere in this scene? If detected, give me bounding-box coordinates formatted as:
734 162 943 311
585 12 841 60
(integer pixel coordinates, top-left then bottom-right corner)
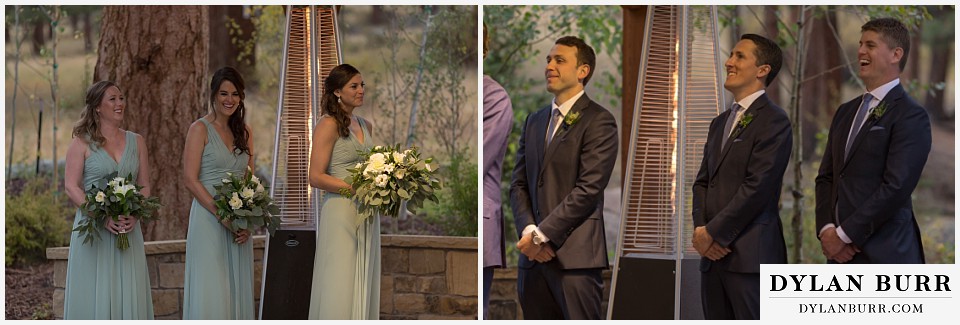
309 118 381 320
63 131 154 320
182 118 254 319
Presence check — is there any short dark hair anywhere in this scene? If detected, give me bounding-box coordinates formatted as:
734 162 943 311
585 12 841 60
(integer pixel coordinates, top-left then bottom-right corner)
555 36 596 86
740 34 782 87
861 18 910 72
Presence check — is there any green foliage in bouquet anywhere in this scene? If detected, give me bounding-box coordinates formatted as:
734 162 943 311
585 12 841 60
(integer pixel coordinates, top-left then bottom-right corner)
212 167 281 236
345 144 442 220
75 172 162 250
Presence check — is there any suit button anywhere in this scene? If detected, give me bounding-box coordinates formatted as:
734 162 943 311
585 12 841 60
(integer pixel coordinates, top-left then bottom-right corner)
710 181 716 188
538 179 544 187
840 173 845 179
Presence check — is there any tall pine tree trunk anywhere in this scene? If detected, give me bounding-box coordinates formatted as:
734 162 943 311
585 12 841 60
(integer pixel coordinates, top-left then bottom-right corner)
94 5 209 241
208 6 256 85
801 10 841 156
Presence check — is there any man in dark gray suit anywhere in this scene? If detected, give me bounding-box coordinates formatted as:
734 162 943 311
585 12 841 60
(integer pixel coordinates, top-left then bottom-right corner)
815 18 930 264
510 36 618 320
691 34 791 320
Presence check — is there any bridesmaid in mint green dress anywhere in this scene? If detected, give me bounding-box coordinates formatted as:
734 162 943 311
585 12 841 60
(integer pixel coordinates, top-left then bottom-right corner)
308 64 381 319
63 81 154 319
182 67 256 319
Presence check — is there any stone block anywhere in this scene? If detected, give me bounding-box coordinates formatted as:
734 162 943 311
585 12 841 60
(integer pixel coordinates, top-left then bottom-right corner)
491 278 516 299
380 275 394 314
419 314 475 320
253 261 263 298
419 276 446 294
151 289 181 316
382 248 408 274
487 299 518 320
52 288 65 319
53 260 68 288
438 295 478 316
147 256 159 289
445 251 477 296
395 275 417 293
426 295 440 314
394 293 427 314
158 262 184 289
408 249 444 275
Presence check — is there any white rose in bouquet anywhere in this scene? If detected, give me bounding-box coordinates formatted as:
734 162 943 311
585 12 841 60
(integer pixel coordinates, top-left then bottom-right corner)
374 174 389 188
240 187 255 200
229 192 243 210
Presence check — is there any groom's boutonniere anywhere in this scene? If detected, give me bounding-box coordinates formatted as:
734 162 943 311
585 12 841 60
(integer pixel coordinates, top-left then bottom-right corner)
738 113 754 129
868 102 888 121
563 111 581 129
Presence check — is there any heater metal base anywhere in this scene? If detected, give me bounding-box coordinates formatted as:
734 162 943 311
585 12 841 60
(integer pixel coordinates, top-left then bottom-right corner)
609 257 703 320
259 229 317 319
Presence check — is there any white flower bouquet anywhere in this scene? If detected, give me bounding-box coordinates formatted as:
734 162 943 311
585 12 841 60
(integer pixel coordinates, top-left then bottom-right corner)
343 144 441 220
76 172 162 250
212 167 281 237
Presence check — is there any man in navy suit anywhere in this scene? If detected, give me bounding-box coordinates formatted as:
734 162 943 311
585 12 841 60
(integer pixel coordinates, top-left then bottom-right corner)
510 36 618 320
692 34 791 320
815 18 930 264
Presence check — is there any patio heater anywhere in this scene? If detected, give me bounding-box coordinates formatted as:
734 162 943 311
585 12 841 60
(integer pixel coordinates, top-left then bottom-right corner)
259 5 342 319
607 5 724 320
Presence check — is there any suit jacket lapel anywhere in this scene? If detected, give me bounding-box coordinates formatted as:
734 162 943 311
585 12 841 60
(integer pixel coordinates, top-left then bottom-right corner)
711 94 769 175
842 84 905 169
541 95 590 170
707 109 730 174
531 107 549 175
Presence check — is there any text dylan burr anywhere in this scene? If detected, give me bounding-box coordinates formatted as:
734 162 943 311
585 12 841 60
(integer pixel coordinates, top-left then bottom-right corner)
770 275 951 292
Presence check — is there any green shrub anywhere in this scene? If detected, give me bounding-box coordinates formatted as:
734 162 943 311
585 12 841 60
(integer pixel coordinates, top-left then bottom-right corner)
423 149 478 237
5 176 73 267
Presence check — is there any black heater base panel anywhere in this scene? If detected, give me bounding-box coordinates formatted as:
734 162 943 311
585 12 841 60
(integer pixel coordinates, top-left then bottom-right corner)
609 257 703 320
259 229 317 320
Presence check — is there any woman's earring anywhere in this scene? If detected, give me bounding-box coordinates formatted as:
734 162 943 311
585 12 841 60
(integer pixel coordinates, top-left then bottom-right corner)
337 96 341 104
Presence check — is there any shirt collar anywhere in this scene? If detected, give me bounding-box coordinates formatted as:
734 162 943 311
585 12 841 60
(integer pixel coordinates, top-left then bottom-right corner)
733 89 765 112
866 78 900 101
552 90 586 116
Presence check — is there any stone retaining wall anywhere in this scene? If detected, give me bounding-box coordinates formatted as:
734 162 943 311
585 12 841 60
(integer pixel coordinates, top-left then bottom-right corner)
487 267 612 320
46 235 477 320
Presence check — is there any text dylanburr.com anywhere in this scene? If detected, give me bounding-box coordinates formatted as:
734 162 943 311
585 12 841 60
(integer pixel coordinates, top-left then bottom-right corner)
761 264 958 320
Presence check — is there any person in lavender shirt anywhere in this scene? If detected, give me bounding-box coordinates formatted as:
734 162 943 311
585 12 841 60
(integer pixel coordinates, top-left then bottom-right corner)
482 23 513 319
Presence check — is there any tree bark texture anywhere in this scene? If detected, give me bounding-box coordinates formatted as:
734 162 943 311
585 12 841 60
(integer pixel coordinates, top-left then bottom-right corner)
94 5 209 241
208 6 255 82
801 10 841 157
924 6 953 124
763 6 781 105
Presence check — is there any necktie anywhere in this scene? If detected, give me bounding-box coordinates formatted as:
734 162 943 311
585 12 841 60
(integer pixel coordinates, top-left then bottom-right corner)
721 103 742 148
845 93 874 160
546 108 562 145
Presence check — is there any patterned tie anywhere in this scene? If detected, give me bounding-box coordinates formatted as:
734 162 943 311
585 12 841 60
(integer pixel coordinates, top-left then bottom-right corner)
721 103 742 149
546 108 562 145
845 93 874 160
